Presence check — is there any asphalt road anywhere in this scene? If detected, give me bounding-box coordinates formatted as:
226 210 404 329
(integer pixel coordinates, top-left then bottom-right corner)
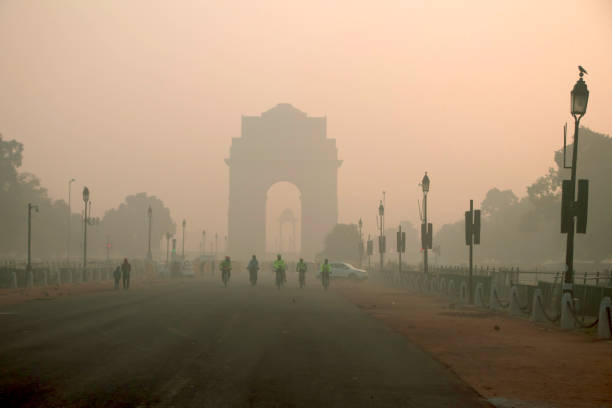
0 273 489 407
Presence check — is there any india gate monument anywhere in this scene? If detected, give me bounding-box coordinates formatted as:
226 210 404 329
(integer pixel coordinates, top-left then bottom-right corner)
226 103 342 260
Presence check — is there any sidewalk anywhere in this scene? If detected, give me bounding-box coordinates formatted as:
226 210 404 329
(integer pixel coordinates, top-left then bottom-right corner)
0 279 170 308
335 281 612 408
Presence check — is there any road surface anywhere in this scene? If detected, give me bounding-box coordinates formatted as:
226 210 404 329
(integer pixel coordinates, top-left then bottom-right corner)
0 274 489 407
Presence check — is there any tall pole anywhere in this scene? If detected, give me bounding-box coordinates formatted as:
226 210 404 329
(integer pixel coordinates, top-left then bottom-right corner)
165 233 171 266
423 192 428 275
83 200 88 269
202 230 206 256
106 236 110 262
27 203 33 270
67 178 75 262
358 218 363 268
215 233 218 257
468 199 474 304
564 116 581 292
378 200 385 273
147 205 153 260
398 224 402 277
181 219 186 260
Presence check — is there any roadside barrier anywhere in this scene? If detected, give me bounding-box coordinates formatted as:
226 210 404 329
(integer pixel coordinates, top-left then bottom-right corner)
597 297 612 339
510 286 530 316
448 280 455 299
490 286 509 310
535 293 561 323
475 283 485 307
439 278 447 295
459 281 468 303
562 294 600 329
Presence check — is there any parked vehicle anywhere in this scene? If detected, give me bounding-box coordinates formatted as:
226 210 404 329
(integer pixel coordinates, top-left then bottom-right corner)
317 262 368 280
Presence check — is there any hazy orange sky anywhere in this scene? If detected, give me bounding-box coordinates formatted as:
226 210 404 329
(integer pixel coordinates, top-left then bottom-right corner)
1 0 611 250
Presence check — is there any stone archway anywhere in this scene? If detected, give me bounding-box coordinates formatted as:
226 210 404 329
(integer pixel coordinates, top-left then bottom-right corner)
225 103 342 260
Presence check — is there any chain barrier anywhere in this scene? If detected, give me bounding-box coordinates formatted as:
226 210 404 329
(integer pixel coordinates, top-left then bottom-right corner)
512 290 530 313
494 289 510 309
566 300 599 329
536 295 561 323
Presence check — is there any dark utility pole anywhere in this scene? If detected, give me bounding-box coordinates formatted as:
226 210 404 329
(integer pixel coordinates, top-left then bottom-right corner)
377 200 385 273
27 203 39 272
358 218 363 268
147 205 153 260
562 67 590 295
397 225 405 276
465 200 481 304
182 219 186 260
82 187 90 269
165 233 172 266
420 172 432 274
367 234 373 272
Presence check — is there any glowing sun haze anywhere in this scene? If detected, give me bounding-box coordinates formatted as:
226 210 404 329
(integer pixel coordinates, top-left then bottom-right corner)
1 0 611 249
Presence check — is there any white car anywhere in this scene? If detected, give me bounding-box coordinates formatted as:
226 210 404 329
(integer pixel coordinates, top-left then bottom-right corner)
319 262 368 280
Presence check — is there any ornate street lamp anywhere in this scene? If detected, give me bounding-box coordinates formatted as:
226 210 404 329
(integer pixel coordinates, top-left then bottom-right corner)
182 219 186 260
147 205 153 260
358 218 363 268
377 199 385 273
563 67 590 294
420 172 432 274
82 187 90 270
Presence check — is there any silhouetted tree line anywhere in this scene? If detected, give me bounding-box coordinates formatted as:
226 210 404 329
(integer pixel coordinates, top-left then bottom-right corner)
0 135 176 260
434 127 612 268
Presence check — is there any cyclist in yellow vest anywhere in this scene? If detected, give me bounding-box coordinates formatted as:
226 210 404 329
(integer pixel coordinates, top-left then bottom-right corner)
273 254 287 284
321 259 331 289
296 258 307 288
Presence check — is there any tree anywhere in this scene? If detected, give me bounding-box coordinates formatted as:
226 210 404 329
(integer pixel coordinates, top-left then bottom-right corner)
95 193 176 259
318 224 360 265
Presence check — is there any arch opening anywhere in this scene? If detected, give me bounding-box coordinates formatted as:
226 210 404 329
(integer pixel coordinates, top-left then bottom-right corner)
266 182 301 260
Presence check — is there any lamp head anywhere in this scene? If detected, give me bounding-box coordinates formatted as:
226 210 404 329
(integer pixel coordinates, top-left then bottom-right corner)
571 69 589 116
421 172 430 193
82 187 90 203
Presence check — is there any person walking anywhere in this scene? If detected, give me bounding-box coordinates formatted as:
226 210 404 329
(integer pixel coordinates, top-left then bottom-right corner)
113 265 121 290
121 258 131 290
247 255 259 286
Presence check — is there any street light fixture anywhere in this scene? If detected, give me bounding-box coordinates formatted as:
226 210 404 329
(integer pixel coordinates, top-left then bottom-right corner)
146 205 153 260
82 187 90 270
27 203 39 274
165 232 173 266
562 67 590 294
420 172 433 274
67 178 75 262
358 218 363 268
377 199 385 274
182 219 186 260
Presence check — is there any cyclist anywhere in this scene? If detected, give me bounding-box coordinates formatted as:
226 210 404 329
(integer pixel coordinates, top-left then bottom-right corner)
296 258 307 288
247 255 259 286
273 254 286 289
219 256 232 287
321 258 331 290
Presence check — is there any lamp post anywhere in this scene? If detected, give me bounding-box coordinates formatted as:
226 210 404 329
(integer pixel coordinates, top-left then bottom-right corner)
377 199 385 274
215 233 218 257
202 230 206 256
165 232 172 266
358 218 363 268
27 203 39 274
146 205 153 260
82 187 90 271
563 67 590 294
420 172 431 274
67 178 75 262
181 219 186 260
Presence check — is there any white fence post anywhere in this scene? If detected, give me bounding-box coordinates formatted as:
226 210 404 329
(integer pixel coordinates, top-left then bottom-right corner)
531 289 545 322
